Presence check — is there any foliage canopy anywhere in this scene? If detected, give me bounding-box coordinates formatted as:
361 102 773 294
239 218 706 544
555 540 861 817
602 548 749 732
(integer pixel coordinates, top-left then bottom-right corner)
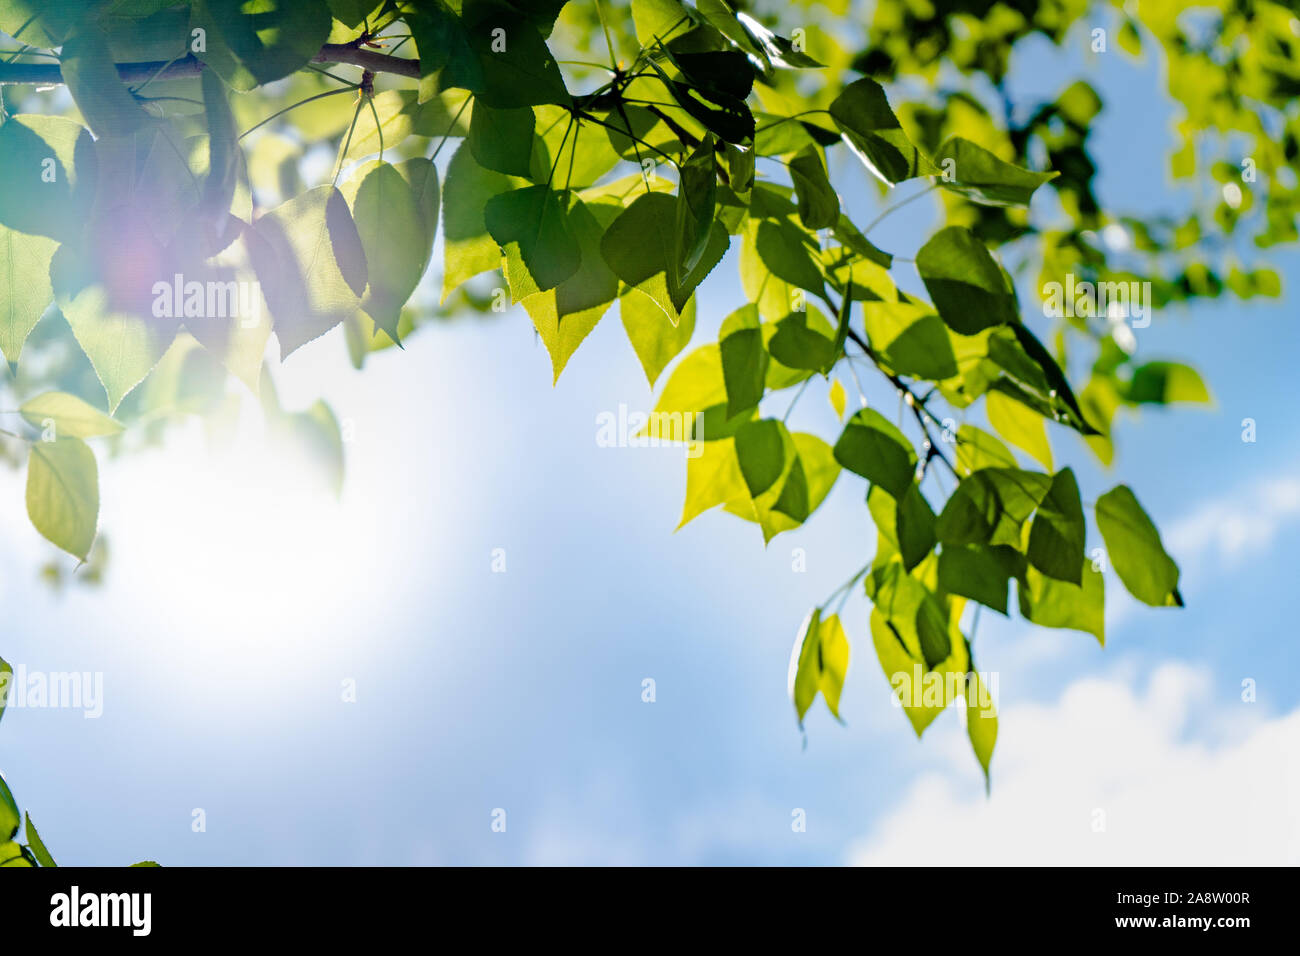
0 0 1294 862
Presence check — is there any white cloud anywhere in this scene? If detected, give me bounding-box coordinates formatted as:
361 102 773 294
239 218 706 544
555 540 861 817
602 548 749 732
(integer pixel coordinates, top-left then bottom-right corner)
1165 475 1300 570
848 662 1300 865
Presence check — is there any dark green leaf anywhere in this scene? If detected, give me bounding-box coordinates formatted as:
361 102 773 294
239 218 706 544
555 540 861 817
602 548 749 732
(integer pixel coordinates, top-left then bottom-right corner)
767 310 836 371
1027 468 1085 584
916 226 1018 334
935 467 1050 547
194 0 333 91
828 77 937 185
469 103 536 177
897 483 936 572
789 145 839 230
675 134 717 279
719 305 767 417
938 544 1024 615
832 407 916 498
601 191 729 324
484 185 581 292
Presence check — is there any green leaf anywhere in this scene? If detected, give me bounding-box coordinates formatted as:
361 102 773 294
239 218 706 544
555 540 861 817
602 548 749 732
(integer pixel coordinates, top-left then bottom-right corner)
966 671 997 786
485 185 580 293
0 224 56 366
679 432 745 527
59 27 152 139
938 543 1023 615
0 1 80 47
936 467 1051 547
441 142 515 301
791 432 841 516
469 103 536 177
829 380 847 419
869 604 968 737
0 842 35 866
862 302 958 380
988 324 1100 436
766 310 837 372
193 0 333 91
732 418 804 542
326 0 375 28
19 392 123 439
409 2 476 101
518 197 620 380
831 214 893 268
653 343 725 422
1018 564 1105 644
26 437 98 561
955 424 1016 476
675 134 717 280
252 185 367 358
622 291 696 387
23 812 55 867
986 388 1053 470
916 226 1018 334
914 596 952 668
897 483 936 572
445 3 571 109
719 304 767 417
649 59 755 144
735 418 787 498
1095 485 1182 607
0 115 97 242
936 137 1057 207
632 0 694 47
788 145 839 230
828 77 937 185
274 400 344 497
0 772 18 842
49 246 180 413
341 159 439 341
1027 468 1085 584
832 407 917 498
788 609 850 726
753 215 825 296
1121 361 1212 405
601 192 728 325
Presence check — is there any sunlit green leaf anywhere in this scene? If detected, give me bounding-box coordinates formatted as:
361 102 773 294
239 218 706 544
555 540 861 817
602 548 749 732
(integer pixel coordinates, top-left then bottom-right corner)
27 437 98 561
788 608 850 726
828 77 937 185
936 137 1057 207
19 392 122 439
1096 484 1182 607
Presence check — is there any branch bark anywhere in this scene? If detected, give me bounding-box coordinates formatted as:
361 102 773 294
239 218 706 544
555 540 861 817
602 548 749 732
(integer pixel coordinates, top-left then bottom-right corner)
0 44 420 86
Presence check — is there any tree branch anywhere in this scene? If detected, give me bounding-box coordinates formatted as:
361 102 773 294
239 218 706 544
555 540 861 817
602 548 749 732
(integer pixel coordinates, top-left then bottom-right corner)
0 44 420 86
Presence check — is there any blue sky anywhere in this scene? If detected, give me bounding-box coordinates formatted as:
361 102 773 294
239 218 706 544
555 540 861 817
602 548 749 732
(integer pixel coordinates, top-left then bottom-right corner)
2 14 1299 865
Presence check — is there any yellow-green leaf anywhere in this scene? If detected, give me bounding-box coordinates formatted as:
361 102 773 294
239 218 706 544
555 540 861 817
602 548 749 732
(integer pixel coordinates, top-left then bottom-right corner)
19 392 123 439
986 388 1053 470
27 437 99 561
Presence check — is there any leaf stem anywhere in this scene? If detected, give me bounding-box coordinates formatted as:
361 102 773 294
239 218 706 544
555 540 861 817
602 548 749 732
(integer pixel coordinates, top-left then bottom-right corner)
862 183 937 236
239 86 355 142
